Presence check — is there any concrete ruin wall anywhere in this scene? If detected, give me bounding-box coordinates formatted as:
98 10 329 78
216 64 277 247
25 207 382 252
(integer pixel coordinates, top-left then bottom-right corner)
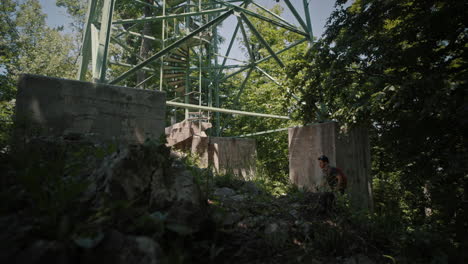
15 74 166 144
165 121 257 179
209 137 257 180
289 122 373 210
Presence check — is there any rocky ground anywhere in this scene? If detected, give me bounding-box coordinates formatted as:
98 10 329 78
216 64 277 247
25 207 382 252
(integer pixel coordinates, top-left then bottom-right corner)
0 136 391 264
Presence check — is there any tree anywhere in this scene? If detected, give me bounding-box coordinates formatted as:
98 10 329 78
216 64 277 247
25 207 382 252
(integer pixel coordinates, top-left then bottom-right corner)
221 5 306 182
0 0 78 145
1 0 77 93
0 0 19 101
286 0 467 261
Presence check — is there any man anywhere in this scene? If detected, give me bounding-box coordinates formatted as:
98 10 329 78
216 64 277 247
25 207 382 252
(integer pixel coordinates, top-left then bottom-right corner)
317 155 347 194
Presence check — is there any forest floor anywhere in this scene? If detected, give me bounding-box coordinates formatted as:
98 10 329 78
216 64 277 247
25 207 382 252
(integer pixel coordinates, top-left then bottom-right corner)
190 171 390 264
0 140 393 264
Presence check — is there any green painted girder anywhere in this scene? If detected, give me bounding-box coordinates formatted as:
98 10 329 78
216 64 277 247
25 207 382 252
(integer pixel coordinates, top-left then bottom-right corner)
240 13 285 68
114 23 139 38
233 66 253 106
237 17 254 61
110 9 234 85
218 21 240 75
113 7 228 24
191 64 248 70
250 1 296 29
255 37 308 65
113 27 162 42
303 0 314 42
95 0 116 82
135 74 156 88
283 0 310 38
236 127 290 138
165 64 247 70
111 36 144 61
220 65 251 82
254 65 301 102
216 0 249 78
254 66 279 85
215 53 248 63
214 0 308 37
109 61 156 72
166 101 290 120
77 0 99 80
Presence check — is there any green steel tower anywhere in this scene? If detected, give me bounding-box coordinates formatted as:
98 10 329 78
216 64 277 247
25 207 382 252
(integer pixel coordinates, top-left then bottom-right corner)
77 0 314 135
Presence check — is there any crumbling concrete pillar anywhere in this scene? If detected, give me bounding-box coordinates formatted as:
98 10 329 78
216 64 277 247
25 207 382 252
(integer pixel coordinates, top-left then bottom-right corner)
15 74 166 144
288 122 373 210
209 137 257 180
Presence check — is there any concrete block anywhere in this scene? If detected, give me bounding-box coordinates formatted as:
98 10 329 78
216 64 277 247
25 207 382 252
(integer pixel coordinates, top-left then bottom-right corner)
191 135 209 168
209 137 257 180
15 74 166 144
288 122 373 210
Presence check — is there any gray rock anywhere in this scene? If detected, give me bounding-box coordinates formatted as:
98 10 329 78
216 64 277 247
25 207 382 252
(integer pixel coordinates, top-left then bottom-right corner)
14 240 69 264
151 165 204 230
214 187 236 198
241 181 261 195
291 203 301 209
86 145 153 203
230 194 246 201
0 214 33 262
264 221 289 248
222 212 243 226
289 209 299 218
84 230 160 264
85 144 204 230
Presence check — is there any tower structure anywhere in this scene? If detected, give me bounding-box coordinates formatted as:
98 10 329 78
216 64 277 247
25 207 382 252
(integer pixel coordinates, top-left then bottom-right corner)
77 0 313 135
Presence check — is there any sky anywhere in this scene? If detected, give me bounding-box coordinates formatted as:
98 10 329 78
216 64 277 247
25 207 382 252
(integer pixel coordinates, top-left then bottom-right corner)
39 0 336 64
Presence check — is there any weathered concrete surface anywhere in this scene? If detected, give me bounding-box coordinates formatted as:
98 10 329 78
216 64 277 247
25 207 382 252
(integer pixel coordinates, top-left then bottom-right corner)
209 137 257 180
165 120 211 167
288 122 373 210
15 74 165 144
165 120 211 147
165 121 257 178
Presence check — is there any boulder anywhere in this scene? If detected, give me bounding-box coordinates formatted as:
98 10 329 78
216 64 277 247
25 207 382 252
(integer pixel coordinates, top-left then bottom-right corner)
86 144 205 230
214 187 236 198
14 240 70 264
264 221 289 248
83 230 160 264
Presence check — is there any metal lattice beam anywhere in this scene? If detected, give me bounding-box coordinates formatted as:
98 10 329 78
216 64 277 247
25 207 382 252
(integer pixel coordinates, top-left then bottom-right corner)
77 0 315 134
110 9 234 84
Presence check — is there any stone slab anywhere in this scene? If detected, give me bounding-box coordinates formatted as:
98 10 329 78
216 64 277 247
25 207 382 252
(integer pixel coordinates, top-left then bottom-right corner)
209 137 257 180
15 74 166 144
288 122 373 210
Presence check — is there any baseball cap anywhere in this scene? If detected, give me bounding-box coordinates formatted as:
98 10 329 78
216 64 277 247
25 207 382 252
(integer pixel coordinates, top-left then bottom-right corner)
318 155 329 163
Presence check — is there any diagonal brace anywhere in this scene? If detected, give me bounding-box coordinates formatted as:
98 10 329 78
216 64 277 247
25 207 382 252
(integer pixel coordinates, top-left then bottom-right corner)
218 22 240 76
110 9 234 84
214 0 308 37
240 13 284 68
220 66 250 82
283 0 310 37
237 17 254 61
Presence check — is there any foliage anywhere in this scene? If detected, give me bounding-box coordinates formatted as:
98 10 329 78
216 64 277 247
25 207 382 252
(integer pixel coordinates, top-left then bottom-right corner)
0 0 19 101
286 0 467 262
0 100 14 147
220 4 305 182
56 0 87 30
0 0 78 103
3 141 103 240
